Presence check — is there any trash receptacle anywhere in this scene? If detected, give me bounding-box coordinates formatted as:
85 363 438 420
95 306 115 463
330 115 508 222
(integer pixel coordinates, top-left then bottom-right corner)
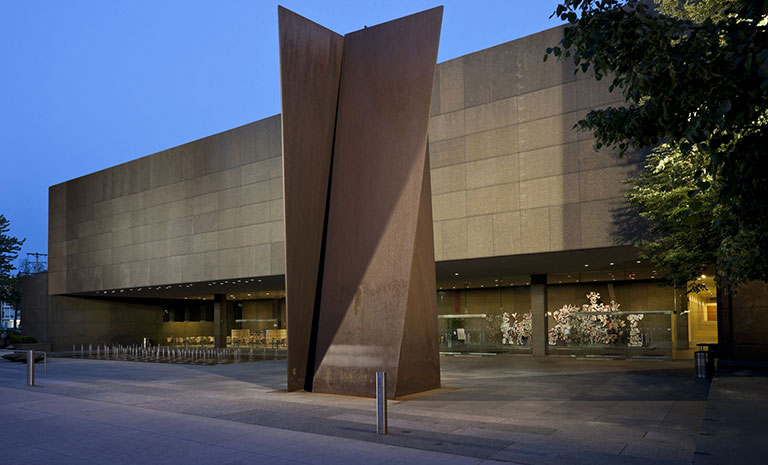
695 351 709 379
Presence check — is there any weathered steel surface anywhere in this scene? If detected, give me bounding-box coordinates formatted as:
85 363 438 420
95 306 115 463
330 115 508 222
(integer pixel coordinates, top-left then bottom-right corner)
278 7 343 392
312 8 443 398
280 6 442 397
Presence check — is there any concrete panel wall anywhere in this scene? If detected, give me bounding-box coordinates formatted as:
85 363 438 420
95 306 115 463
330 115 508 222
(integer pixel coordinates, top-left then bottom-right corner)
49 116 284 295
49 26 637 295
429 26 638 261
20 273 49 343
730 281 768 360
47 296 163 351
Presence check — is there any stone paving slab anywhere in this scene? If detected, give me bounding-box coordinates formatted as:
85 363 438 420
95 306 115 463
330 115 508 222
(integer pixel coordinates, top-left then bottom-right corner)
0 355 713 464
0 386 506 465
692 366 768 465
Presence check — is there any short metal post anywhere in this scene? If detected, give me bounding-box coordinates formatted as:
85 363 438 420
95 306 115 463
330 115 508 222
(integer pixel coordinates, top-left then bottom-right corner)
26 350 35 386
695 351 708 379
44 352 47 374
376 371 387 434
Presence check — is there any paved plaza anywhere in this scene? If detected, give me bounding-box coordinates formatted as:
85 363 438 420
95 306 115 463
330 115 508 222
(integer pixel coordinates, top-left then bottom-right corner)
0 354 761 464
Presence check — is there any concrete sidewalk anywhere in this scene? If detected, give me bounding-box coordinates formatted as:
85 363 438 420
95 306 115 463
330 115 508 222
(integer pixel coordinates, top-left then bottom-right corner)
692 365 768 464
1 355 711 464
1 386 502 465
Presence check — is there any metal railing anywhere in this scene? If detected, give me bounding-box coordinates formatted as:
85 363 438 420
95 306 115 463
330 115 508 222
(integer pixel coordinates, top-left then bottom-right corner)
63 343 285 365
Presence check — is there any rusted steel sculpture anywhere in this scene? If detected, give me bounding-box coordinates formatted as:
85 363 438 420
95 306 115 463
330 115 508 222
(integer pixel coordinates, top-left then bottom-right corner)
279 6 442 398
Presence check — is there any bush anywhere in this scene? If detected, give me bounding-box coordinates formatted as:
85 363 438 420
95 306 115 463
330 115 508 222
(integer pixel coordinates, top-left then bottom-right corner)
9 335 37 344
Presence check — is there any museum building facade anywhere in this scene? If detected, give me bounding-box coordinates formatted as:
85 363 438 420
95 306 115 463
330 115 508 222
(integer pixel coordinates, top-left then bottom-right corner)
22 24 766 361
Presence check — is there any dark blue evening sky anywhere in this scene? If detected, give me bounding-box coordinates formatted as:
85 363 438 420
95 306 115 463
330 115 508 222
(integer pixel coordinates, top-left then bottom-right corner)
0 1 564 266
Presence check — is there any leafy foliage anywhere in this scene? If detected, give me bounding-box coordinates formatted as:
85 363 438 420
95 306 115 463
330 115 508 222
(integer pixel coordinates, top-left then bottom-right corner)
625 145 718 291
547 0 768 291
0 215 23 279
0 215 24 308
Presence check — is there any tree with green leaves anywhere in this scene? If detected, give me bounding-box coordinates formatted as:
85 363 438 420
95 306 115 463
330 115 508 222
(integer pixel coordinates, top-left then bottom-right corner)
546 0 768 292
0 215 25 327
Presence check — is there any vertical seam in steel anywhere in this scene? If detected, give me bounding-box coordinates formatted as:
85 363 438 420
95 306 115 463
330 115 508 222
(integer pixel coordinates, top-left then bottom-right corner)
305 55 343 392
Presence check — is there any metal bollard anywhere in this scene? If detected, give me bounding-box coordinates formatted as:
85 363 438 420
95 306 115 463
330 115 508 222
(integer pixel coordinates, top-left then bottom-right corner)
26 350 35 386
695 351 708 379
376 371 387 434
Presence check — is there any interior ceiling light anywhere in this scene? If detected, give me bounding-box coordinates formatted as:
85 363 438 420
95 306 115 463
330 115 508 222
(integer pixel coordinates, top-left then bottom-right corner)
584 264 589 267
454 272 459 276
609 262 615 266
636 260 641 264
701 274 707 279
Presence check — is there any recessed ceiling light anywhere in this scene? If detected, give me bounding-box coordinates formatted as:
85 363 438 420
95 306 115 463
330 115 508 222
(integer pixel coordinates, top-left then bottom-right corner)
609 262 614 266
266 292 270 295
454 272 459 276
584 264 589 267
636 260 641 264
701 274 707 279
